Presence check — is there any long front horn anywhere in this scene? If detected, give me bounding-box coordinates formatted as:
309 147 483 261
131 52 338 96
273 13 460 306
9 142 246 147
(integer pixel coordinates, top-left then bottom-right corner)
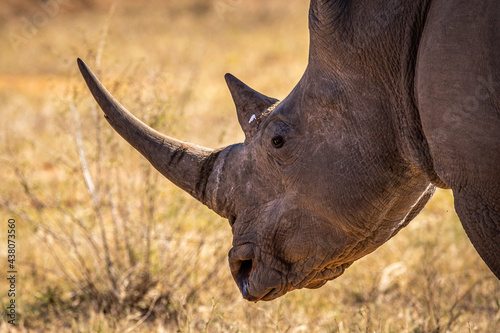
77 58 225 212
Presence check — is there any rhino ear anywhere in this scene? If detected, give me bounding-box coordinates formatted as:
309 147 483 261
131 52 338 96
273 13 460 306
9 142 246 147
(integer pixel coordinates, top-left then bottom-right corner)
225 73 279 141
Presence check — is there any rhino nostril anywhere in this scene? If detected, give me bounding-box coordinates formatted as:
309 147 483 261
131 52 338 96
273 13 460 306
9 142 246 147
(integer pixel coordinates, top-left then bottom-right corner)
237 259 253 295
228 215 236 227
238 260 253 281
229 244 256 298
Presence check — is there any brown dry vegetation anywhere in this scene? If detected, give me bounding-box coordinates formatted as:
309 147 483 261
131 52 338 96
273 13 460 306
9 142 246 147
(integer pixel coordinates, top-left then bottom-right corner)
0 0 499 332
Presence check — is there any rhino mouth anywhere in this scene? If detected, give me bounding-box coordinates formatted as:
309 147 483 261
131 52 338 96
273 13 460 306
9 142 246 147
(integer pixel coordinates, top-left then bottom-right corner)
229 242 354 301
229 244 285 301
234 258 281 301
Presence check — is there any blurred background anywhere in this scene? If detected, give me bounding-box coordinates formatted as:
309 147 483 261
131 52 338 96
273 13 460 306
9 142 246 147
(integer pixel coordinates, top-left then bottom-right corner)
0 0 498 331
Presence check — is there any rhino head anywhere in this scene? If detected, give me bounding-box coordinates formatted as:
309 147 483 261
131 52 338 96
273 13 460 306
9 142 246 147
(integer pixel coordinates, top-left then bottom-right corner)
77 1 437 302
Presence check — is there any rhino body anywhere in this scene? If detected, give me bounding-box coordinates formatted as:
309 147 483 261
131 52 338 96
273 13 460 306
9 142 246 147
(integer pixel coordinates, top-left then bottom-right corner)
78 0 500 302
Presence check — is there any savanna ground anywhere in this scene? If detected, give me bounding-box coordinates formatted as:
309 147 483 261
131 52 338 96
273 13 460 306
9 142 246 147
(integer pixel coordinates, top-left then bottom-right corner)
0 0 499 332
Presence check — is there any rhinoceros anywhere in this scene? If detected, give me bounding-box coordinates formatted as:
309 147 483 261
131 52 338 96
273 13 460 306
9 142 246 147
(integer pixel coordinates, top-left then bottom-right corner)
78 0 500 302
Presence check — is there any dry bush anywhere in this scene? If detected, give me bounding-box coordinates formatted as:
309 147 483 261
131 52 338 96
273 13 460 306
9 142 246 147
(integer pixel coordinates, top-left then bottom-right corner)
1 57 231 330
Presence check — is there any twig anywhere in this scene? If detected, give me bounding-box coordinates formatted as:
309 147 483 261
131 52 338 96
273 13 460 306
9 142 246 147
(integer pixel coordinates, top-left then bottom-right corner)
123 293 161 333
95 1 117 69
445 277 494 331
70 101 119 298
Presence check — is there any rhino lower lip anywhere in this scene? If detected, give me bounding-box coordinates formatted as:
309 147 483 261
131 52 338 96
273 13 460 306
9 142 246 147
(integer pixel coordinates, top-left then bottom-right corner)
261 287 281 301
244 283 281 302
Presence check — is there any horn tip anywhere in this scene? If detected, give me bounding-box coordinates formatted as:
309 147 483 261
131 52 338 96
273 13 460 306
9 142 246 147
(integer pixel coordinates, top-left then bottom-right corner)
77 58 95 82
225 73 247 95
224 73 236 84
76 57 86 72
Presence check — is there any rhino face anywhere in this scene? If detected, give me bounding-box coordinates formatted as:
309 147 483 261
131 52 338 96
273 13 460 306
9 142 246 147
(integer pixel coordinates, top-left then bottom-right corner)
78 58 434 302
224 112 349 300
216 74 434 301
223 96 350 300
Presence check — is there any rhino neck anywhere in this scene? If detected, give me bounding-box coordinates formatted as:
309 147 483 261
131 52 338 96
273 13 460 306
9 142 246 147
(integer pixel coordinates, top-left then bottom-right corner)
307 0 447 188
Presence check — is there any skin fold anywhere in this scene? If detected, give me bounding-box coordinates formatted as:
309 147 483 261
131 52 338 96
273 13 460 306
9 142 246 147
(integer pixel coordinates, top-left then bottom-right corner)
78 0 499 302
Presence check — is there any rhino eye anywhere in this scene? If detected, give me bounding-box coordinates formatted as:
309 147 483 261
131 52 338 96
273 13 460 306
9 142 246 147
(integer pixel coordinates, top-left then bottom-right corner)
271 135 285 148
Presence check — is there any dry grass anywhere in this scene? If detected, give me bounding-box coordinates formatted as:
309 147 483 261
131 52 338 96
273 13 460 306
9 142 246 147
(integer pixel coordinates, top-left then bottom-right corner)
0 0 499 332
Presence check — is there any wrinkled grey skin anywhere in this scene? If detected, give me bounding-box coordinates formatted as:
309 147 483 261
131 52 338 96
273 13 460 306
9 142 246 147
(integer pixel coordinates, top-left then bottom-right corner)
78 0 500 302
